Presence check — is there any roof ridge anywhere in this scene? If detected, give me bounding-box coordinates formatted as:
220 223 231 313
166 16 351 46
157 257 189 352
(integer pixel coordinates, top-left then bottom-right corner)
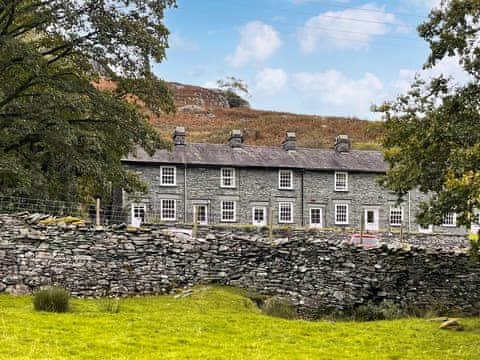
187 142 383 154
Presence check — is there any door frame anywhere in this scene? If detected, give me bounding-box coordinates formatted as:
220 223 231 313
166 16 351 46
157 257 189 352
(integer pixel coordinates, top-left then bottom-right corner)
364 208 379 232
131 203 146 227
252 207 267 226
309 207 323 228
193 204 208 225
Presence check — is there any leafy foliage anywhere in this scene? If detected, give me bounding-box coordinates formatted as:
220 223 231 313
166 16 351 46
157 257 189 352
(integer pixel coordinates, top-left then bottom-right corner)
33 286 70 313
376 0 480 227
217 76 250 108
224 90 250 108
0 1 176 202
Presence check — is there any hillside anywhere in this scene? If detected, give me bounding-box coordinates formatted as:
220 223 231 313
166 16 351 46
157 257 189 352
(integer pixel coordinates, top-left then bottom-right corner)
156 82 385 150
96 79 385 150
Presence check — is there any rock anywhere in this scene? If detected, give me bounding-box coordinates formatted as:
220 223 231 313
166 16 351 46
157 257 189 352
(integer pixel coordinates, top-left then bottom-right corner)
178 104 206 113
439 319 464 331
5 284 31 296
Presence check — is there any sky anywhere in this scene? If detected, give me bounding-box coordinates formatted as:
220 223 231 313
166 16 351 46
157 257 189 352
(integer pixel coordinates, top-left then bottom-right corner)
153 0 470 120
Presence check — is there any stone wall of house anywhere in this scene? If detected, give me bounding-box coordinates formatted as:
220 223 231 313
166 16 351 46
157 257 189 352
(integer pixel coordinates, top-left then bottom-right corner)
0 213 477 317
124 163 467 235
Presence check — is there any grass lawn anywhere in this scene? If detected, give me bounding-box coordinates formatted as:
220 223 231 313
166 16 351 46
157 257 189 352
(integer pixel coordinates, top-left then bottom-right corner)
0 287 479 359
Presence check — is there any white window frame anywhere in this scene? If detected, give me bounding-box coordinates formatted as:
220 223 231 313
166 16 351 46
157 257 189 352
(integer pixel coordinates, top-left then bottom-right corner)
335 204 349 225
418 224 433 234
278 170 293 190
309 208 323 228
160 199 176 221
160 166 176 186
221 200 236 222
220 168 236 188
252 207 267 226
442 213 457 227
334 171 348 192
389 207 403 227
278 202 294 224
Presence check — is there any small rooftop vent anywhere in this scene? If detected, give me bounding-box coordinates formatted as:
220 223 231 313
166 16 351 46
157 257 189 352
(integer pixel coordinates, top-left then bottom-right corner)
282 132 297 151
334 135 351 153
173 127 186 146
229 130 244 148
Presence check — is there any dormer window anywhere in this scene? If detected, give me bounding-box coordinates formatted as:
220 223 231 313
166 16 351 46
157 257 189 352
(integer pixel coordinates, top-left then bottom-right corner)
334 171 348 191
160 166 176 186
220 168 235 188
278 170 293 190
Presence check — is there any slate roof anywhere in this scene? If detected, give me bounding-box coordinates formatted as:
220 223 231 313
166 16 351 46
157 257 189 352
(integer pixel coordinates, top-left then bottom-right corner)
123 143 387 173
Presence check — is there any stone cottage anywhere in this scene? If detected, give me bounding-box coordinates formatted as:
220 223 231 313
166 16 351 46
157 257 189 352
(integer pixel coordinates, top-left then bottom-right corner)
121 127 467 234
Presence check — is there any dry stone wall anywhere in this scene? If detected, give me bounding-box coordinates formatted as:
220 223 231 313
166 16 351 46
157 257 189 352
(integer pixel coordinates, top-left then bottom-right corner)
0 213 478 317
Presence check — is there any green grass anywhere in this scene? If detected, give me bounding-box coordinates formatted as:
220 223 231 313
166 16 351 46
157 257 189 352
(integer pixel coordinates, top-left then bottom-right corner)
0 286 479 359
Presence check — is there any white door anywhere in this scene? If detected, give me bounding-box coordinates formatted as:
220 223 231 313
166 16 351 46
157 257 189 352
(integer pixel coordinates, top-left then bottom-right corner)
131 204 146 227
309 208 323 228
252 207 267 226
194 205 208 225
364 209 379 232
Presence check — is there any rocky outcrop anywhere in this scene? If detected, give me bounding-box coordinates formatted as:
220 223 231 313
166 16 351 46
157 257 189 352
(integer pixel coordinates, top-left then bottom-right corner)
0 213 478 317
168 82 229 109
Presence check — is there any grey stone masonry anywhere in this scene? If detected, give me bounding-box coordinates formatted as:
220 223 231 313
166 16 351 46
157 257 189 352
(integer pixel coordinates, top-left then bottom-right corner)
121 129 470 235
0 213 478 318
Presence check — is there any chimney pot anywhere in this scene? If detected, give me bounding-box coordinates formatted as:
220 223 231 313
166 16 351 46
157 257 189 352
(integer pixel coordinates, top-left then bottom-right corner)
229 130 244 148
334 134 351 152
282 132 297 151
173 126 186 146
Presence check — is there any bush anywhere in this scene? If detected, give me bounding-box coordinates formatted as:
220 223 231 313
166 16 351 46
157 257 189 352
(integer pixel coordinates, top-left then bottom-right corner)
224 90 250 108
353 300 402 321
33 287 70 313
98 298 121 313
261 296 298 320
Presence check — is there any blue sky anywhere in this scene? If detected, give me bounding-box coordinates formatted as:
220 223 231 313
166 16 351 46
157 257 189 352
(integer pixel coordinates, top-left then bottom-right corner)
154 0 468 119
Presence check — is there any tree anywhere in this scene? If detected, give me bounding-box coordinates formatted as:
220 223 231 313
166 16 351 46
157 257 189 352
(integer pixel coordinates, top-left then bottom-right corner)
216 76 250 108
0 1 177 202
377 0 480 228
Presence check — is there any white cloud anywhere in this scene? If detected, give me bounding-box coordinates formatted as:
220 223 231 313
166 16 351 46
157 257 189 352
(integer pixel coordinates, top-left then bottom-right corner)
227 21 282 67
408 0 442 10
255 68 288 95
293 70 383 115
298 4 401 51
169 33 198 51
392 56 472 95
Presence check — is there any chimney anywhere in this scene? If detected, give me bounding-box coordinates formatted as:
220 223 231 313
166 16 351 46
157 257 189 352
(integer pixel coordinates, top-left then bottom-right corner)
173 127 186 146
228 130 243 148
334 135 351 152
282 132 297 151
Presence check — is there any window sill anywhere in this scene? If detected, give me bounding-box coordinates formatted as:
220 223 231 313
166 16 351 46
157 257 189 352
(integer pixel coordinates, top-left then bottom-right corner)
278 188 294 191
160 184 177 187
220 186 236 189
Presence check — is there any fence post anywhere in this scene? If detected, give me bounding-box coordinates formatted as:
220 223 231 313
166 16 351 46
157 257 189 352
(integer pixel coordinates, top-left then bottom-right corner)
193 206 198 239
96 198 101 227
360 211 364 245
400 221 404 243
269 207 274 244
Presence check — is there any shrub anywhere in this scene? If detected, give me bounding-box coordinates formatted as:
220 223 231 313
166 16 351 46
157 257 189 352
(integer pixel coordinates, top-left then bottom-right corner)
98 298 121 313
224 90 250 108
261 296 298 320
33 287 70 313
353 300 402 321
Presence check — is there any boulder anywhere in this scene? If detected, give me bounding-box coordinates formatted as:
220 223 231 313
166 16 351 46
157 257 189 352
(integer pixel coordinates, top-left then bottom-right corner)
439 319 464 331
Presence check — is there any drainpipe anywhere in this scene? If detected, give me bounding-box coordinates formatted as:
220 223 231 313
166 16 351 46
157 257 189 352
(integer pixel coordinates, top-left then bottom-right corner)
184 163 188 223
408 190 411 234
301 169 305 227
